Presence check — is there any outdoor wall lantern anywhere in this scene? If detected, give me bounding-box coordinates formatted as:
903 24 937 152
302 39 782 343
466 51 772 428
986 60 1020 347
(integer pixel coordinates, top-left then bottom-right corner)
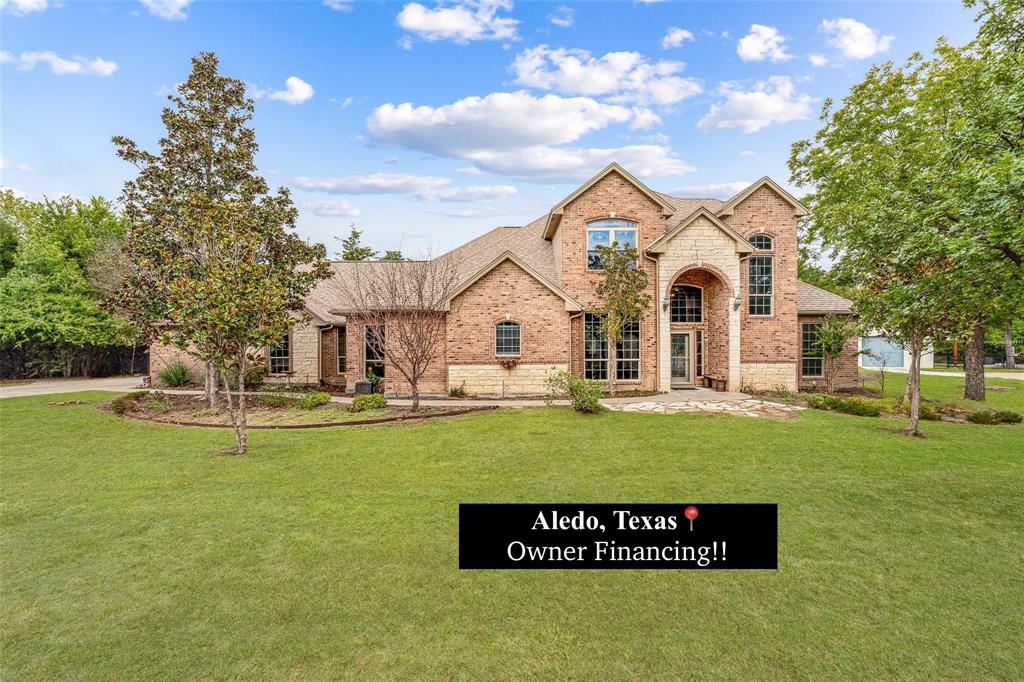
733 296 742 311
662 298 670 311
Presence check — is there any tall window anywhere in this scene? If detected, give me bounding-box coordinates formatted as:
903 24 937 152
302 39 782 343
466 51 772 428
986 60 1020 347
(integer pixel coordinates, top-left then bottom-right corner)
748 235 773 316
616 320 640 381
336 327 347 373
696 330 704 377
269 334 290 374
670 285 702 323
587 219 637 270
583 313 639 381
495 321 521 356
584 314 608 380
802 323 823 377
365 325 385 379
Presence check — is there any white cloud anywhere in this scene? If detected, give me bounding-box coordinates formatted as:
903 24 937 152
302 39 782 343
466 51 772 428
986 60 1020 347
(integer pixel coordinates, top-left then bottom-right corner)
292 172 517 203
398 36 414 50
736 24 791 62
6 51 118 76
820 18 893 59
698 76 814 133
385 155 400 165
269 76 315 105
140 0 191 21
1 0 50 16
548 5 572 27
323 0 352 11
511 45 701 106
396 0 518 44
331 96 355 109
0 154 31 171
676 181 750 197
456 166 484 175
661 27 694 49
467 144 693 182
740 150 757 157
304 198 362 217
808 53 828 67
367 91 645 156
436 205 506 218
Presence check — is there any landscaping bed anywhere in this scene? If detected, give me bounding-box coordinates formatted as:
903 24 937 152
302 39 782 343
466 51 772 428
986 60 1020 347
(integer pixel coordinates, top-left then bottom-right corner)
102 391 489 428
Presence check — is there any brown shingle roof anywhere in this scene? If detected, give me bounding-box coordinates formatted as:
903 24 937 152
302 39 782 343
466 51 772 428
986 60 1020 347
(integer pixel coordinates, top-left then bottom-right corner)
797 281 854 314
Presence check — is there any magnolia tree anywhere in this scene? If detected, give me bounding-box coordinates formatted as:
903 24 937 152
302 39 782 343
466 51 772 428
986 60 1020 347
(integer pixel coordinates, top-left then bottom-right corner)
342 255 460 410
595 244 651 396
815 315 859 394
114 53 329 453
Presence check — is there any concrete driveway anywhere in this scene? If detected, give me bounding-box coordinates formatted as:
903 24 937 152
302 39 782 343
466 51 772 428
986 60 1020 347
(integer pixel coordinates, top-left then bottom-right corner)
0 376 143 399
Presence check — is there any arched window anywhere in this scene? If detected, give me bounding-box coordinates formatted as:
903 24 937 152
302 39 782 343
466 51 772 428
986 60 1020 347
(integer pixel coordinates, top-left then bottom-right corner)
670 285 702 323
587 218 637 270
495 321 521 356
749 234 773 251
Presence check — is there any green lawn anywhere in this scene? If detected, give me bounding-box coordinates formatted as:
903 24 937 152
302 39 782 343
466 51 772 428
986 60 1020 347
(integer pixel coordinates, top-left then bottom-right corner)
862 368 1024 411
2 383 1023 680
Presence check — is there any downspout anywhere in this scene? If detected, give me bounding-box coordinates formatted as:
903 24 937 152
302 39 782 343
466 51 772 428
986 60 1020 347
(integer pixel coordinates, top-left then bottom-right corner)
642 250 661 392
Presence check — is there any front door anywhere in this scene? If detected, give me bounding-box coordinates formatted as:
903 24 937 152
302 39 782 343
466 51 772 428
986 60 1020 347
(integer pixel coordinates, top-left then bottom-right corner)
671 333 691 385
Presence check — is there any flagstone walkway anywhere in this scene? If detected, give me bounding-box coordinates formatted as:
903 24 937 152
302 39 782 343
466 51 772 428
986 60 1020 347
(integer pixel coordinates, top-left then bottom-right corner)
607 398 804 419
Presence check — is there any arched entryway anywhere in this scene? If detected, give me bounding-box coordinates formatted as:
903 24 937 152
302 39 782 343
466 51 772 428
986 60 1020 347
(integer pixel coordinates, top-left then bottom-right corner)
664 266 733 388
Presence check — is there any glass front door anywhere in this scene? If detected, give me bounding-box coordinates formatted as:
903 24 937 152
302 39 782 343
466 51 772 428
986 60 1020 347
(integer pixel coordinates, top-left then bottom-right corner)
671 333 691 384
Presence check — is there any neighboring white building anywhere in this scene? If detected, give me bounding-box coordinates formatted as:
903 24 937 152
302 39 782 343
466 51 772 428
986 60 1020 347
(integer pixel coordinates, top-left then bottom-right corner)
859 333 934 370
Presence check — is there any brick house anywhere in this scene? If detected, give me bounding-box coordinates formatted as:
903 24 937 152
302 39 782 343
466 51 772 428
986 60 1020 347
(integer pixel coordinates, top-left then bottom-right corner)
150 163 857 395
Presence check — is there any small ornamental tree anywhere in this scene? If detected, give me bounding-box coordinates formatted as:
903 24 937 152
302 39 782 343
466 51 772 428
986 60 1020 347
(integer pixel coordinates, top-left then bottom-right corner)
815 315 858 394
595 243 650 395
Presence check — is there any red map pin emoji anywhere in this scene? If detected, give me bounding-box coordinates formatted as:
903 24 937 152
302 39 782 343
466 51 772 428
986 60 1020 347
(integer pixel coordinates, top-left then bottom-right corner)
684 505 699 531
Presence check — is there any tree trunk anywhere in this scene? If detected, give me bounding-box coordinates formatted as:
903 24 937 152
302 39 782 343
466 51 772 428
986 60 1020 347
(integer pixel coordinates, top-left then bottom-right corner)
1005 325 1016 369
906 339 923 436
608 341 617 396
205 361 220 411
902 347 918 403
235 355 248 454
410 379 420 411
964 320 986 402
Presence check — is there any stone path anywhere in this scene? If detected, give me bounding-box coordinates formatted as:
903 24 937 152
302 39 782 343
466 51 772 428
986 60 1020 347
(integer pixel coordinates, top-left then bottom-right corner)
607 398 804 419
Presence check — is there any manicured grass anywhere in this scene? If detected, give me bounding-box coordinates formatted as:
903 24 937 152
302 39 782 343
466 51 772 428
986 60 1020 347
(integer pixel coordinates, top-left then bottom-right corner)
862 369 1024 411
2 385 1022 679
923 366 1024 374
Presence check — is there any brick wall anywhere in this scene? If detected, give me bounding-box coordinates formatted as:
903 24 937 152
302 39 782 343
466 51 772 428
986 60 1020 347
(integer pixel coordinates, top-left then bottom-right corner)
320 327 346 387
724 185 799 390
667 269 730 382
343 314 448 396
556 171 664 390
798 314 860 391
149 338 204 386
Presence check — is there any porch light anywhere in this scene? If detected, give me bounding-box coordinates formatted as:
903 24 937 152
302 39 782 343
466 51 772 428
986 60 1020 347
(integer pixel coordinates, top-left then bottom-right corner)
662 298 670 311
733 296 742 311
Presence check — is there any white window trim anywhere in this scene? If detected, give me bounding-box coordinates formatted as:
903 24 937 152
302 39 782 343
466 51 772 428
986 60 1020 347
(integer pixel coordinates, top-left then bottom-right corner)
747 254 774 318
336 327 346 374
268 332 292 375
801 323 825 378
494 321 522 357
586 219 638 271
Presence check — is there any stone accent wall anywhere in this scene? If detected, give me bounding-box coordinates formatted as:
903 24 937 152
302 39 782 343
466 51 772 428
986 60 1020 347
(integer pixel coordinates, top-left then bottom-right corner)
448 364 566 397
448 258 570 365
799 314 860 391
320 327 346 388
265 320 320 386
555 171 664 390
654 214 743 391
724 185 800 366
740 362 798 392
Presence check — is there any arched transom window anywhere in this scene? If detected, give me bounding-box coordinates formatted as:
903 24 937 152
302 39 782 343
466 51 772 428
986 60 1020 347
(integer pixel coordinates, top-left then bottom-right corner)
587 218 637 270
495 321 521 356
749 234 773 251
670 285 702 323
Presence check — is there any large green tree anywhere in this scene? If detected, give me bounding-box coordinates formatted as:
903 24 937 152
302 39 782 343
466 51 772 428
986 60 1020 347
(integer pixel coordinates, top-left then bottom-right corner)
114 52 329 453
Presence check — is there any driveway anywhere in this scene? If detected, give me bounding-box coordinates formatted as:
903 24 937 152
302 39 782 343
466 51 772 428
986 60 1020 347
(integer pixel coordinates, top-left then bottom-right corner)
0 376 143 399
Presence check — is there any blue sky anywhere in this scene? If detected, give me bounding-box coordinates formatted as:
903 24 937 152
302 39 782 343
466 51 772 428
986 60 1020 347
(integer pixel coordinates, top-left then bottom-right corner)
1 0 974 256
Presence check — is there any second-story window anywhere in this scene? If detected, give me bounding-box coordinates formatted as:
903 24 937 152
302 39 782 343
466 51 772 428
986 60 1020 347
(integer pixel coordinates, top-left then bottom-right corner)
748 233 773 316
587 219 637 270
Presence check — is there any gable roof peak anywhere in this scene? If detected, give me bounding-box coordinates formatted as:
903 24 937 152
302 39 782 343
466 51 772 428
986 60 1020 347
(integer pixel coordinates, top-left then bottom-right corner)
543 163 676 240
716 176 809 217
646 205 754 254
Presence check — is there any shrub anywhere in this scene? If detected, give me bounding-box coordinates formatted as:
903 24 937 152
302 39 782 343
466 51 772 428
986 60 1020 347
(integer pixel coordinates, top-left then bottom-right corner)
448 384 466 398
156 362 193 388
545 370 604 414
298 392 331 410
260 394 299 408
110 391 146 415
803 394 882 417
148 395 173 414
350 393 388 413
224 365 269 391
969 410 1022 425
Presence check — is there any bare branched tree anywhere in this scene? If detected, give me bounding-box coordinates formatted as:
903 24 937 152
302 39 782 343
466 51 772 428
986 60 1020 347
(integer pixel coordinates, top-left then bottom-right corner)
343 254 461 410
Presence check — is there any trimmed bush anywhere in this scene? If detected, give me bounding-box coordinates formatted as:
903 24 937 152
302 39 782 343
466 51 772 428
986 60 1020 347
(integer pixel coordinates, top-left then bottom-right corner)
545 370 604 414
110 391 147 415
804 394 882 417
156 362 193 388
298 392 331 410
260 394 299 408
350 394 388 413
